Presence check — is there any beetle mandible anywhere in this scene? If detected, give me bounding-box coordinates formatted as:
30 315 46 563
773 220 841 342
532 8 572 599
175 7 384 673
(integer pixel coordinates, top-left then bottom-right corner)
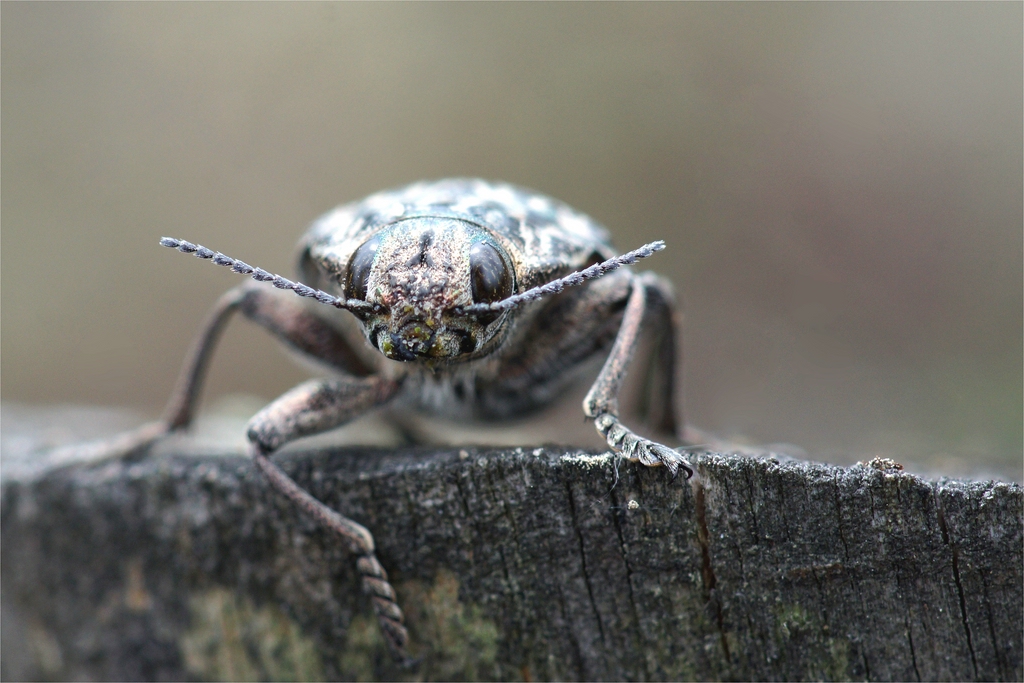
106 178 692 661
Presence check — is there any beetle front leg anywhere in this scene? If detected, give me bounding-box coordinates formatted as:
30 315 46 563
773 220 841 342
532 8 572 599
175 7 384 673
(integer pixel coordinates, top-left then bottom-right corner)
583 275 693 479
246 376 414 662
49 287 251 463
69 284 376 462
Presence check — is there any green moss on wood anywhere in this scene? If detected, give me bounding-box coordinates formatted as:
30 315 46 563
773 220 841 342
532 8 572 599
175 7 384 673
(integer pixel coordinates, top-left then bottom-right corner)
180 587 326 682
339 569 500 681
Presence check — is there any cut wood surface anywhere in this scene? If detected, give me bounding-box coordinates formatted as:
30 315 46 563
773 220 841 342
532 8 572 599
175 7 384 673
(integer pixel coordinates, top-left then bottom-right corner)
2 407 1021 681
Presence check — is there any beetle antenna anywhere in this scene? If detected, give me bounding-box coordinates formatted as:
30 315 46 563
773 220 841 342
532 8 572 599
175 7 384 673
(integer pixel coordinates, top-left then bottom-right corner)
159 238 373 312
460 240 666 315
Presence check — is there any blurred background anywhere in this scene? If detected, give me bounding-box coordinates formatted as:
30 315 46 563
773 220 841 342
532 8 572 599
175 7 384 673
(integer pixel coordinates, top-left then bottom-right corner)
2 3 1020 480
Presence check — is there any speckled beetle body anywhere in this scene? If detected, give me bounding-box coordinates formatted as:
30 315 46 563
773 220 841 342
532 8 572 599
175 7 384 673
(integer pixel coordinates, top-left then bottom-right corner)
293 180 627 419
300 181 614 364
107 179 690 662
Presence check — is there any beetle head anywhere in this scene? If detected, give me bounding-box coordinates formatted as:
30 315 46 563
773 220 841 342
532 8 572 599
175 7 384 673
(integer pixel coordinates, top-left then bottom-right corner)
339 217 515 362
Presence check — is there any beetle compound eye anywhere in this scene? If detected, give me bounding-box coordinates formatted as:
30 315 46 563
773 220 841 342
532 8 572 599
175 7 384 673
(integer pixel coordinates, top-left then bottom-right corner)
469 241 512 305
345 236 381 301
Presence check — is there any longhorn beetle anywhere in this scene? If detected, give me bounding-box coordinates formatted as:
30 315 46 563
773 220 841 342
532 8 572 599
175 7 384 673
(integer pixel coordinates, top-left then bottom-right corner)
103 178 692 662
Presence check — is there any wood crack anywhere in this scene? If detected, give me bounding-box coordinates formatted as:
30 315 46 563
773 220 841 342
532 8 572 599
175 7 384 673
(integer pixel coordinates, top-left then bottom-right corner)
895 569 922 682
831 475 851 563
937 498 979 679
907 616 922 682
555 578 586 680
608 482 649 681
565 479 607 648
981 576 1005 680
692 473 731 664
742 467 761 545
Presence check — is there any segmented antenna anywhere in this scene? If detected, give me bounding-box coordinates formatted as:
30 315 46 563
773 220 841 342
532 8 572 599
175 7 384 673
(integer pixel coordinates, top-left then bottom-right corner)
460 240 666 314
158 238 372 312
160 237 665 316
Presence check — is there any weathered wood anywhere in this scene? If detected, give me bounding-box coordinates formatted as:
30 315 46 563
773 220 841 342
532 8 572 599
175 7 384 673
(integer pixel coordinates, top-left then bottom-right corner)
2 410 1021 681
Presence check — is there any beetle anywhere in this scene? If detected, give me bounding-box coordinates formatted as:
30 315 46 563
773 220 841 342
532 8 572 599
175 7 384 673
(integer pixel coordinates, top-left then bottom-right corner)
104 178 692 661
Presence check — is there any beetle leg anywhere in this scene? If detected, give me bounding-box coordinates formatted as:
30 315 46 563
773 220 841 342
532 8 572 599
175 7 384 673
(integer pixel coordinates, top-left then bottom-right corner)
475 270 635 419
158 286 249 431
245 376 412 662
583 274 693 479
633 272 683 437
55 287 249 461
165 283 376 430
74 284 376 461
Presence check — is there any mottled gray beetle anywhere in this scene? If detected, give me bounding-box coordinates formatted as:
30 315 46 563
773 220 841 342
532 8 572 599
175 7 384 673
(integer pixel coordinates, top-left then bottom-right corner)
109 178 692 661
